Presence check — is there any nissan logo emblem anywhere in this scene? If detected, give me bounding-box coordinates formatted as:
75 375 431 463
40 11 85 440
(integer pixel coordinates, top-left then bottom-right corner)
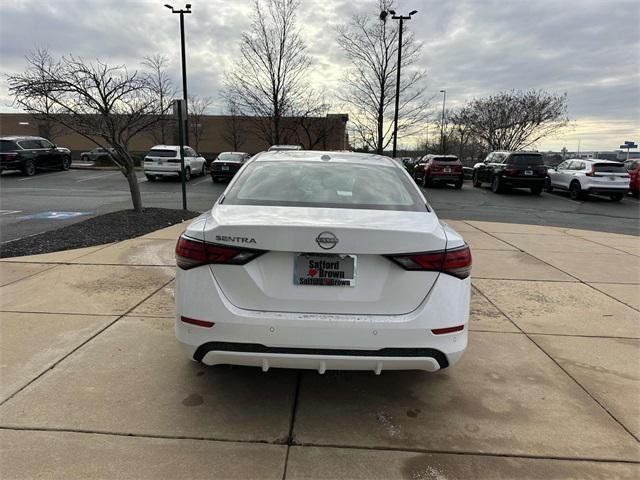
316 231 339 250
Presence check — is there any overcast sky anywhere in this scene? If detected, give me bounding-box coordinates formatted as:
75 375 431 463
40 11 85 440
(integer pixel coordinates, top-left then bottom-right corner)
1 0 638 151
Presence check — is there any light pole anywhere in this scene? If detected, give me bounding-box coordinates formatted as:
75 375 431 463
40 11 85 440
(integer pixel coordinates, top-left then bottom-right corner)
165 3 191 145
381 9 417 158
439 89 446 154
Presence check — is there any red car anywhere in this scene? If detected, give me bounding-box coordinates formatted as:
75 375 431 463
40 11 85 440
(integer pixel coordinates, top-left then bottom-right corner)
413 154 464 189
624 159 640 197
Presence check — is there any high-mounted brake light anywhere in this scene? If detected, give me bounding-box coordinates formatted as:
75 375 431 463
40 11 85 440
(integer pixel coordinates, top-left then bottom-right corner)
175 235 265 269
387 245 472 279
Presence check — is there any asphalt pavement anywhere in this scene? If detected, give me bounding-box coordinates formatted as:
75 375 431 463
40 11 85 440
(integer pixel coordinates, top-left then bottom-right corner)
1 167 639 243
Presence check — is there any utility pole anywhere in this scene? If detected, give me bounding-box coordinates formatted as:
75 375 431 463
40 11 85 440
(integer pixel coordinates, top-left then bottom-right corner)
440 89 446 154
165 3 191 146
380 9 417 158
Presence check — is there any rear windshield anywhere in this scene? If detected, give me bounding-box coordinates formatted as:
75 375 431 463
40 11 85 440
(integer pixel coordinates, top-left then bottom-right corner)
432 157 458 162
217 153 245 162
0 140 19 152
223 161 427 212
594 163 626 173
146 149 177 158
507 154 544 166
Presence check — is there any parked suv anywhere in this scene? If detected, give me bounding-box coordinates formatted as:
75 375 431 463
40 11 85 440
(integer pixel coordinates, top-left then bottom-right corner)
0 136 71 176
473 151 547 194
546 159 629 201
623 159 640 197
211 152 250 183
143 145 206 181
413 154 464 188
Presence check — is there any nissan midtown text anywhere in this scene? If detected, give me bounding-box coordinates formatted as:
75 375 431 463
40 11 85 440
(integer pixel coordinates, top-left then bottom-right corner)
175 150 472 374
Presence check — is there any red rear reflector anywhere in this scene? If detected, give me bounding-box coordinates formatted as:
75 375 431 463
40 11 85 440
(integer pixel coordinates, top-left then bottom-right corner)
432 325 464 335
181 316 215 328
175 235 265 269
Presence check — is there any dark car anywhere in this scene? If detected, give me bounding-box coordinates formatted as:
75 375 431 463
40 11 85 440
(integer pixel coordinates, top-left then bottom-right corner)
0 136 71 176
413 154 464 188
473 151 547 195
211 152 251 183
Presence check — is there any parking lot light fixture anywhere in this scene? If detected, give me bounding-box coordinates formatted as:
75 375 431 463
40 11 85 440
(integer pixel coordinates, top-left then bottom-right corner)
166 3 192 145
381 9 418 158
440 89 446 154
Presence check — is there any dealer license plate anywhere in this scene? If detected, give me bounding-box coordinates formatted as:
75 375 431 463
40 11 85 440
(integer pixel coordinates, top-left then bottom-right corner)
443 167 451 173
524 170 533 175
221 165 229 171
294 254 356 287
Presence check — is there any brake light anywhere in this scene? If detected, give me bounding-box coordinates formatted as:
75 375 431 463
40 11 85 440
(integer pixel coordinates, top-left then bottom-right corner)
175 235 265 269
585 166 599 177
1 153 18 159
504 167 519 176
387 245 472 279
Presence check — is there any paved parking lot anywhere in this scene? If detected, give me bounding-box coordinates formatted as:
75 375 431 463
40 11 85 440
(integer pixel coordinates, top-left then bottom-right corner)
1 167 639 243
0 220 638 479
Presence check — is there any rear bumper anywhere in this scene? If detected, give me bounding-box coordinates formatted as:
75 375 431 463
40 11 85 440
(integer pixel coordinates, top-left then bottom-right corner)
176 266 470 373
585 186 629 195
502 177 546 188
428 174 463 183
189 342 453 373
0 160 24 170
211 167 241 178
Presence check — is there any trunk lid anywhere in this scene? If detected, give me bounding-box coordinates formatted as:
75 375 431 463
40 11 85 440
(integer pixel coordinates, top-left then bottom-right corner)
203 205 446 315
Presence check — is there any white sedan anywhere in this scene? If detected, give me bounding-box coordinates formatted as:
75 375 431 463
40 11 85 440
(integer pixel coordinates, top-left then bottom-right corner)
175 150 471 374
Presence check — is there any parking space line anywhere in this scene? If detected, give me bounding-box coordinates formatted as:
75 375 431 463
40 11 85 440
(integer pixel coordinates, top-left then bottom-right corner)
76 172 120 182
190 176 211 186
0 210 22 216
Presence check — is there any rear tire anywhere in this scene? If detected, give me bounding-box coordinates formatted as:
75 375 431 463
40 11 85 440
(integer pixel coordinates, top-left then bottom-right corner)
422 174 430 188
530 186 543 195
146 174 156 181
569 181 583 201
609 193 623 202
491 175 502 193
81 155 89 163
544 178 553 193
21 159 36 176
472 171 481 187
182 167 191 182
201 163 207 176
60 156 71 171
212 176 219 183
454 180 463 189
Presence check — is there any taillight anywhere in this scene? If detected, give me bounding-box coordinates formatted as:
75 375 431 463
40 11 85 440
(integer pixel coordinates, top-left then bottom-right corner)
504 167 519 176
585 166 598 177
386 245 472 279
1 153 18 159
175 235 265 270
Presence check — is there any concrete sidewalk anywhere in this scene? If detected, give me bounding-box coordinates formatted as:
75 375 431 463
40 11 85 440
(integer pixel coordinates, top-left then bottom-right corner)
0 220 638 479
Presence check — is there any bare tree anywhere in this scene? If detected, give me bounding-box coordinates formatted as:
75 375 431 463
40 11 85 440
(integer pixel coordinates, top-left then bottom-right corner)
293 93 344 150
142 54 176 144
8 51 172 211
222 0 312 146
456 90 570 151
336 0 430 154
187 95 214 152
221 97 249 151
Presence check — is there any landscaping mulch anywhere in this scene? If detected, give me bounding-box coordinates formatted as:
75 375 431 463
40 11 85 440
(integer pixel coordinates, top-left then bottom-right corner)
1 208 200 258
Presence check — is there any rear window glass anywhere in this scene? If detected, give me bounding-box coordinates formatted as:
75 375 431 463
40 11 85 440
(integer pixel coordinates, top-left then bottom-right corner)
0 140 19 152
223 161 427 212
432 157 458 162
508 154 544 166
217 153 245 162
146 149 177 158
594 163 626 173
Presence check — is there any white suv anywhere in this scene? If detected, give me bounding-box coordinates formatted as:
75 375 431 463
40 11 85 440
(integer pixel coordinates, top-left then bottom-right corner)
546 159 630 201
143 145 206 181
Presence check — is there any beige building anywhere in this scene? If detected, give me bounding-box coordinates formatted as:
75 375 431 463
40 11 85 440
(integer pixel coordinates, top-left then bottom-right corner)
0 112 349 159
